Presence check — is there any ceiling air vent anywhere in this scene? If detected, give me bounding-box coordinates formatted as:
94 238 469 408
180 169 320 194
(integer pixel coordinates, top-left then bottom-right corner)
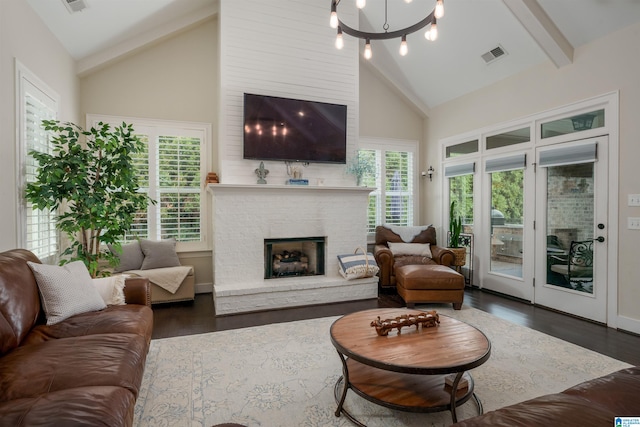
481 45 507 64
62 0 87 14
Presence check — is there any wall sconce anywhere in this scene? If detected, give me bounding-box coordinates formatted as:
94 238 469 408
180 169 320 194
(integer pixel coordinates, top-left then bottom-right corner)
427 166 434 181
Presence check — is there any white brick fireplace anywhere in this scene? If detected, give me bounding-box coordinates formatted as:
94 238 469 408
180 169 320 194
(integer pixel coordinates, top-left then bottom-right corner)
208 184 378 315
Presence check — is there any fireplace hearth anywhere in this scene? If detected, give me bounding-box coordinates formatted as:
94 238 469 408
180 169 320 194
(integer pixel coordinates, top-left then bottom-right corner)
265 237 325 279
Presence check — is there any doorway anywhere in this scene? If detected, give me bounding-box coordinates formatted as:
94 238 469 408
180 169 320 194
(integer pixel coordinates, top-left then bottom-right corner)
534 137 608 323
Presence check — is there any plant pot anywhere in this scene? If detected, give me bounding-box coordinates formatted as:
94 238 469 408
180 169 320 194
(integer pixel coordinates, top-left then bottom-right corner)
448 247 467 267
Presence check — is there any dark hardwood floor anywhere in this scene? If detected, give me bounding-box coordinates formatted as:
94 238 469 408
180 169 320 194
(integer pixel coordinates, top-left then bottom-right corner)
151 286 640 366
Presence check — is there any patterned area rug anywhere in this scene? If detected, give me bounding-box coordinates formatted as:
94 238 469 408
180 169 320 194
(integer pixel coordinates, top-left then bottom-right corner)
133 306 630 426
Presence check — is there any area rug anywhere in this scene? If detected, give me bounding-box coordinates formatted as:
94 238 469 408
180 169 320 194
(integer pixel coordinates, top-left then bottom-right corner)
133 306 631 426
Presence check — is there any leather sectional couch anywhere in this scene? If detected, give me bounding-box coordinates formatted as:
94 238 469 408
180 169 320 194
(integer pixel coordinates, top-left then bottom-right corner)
452 366 640 426
0 249 154 426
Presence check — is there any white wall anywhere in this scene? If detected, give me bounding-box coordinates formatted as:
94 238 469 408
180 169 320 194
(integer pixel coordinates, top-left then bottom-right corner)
79 18 218 291
424 21 640 331
0 0 79 252
218 0 359 186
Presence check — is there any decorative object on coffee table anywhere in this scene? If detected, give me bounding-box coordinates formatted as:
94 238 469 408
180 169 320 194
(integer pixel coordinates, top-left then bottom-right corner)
370 310 440 336
255 161 269 184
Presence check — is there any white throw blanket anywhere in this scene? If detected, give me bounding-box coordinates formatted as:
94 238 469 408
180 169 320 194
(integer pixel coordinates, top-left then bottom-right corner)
125 265 192 294
384 224 432 242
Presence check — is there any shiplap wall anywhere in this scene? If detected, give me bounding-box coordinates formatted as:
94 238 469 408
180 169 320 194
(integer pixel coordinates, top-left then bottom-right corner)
219 0 359 185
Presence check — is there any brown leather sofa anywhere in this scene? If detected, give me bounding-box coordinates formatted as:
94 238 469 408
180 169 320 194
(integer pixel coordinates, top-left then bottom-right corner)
452 366 640 426
0 249 154 427
374 225 455 289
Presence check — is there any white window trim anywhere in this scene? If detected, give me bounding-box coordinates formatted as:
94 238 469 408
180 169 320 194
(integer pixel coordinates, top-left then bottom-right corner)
15 60 60 261
87 114 212 252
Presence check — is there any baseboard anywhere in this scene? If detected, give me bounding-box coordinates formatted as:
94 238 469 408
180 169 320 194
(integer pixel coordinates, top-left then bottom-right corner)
617 314 640 336
195 282 213 294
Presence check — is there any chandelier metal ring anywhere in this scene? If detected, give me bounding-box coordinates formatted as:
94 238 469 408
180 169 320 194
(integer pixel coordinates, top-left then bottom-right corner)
331 0 437 40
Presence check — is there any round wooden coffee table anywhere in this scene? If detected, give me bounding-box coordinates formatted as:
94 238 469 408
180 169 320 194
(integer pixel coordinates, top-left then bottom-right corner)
330 308 491 425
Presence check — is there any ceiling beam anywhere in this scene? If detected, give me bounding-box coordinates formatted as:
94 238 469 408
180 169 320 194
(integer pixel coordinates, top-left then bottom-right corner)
502 0 573 68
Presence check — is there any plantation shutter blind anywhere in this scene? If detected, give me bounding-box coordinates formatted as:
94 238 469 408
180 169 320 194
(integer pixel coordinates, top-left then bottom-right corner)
384 150 414 226
357 142 416 234
24 90 57 259
158 135 202 242
124 133 151 242
359 149 380 234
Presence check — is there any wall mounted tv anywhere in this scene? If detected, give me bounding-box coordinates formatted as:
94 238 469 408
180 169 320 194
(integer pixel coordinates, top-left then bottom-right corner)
243 93 347 164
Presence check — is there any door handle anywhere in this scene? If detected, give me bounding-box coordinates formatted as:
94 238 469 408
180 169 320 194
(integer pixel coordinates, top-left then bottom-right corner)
593 236 605 243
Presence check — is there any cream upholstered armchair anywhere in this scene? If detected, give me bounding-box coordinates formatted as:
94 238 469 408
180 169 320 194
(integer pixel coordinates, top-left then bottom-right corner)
374 225 455 289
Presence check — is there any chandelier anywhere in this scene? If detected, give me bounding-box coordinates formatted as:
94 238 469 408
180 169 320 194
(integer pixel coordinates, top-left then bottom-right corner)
330 0 444 59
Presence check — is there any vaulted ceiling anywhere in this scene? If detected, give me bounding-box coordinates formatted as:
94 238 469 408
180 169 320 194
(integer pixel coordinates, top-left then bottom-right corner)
27 0 640 114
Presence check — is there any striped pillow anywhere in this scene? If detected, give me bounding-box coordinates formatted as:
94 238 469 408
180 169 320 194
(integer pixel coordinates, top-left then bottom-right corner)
337 252 379 280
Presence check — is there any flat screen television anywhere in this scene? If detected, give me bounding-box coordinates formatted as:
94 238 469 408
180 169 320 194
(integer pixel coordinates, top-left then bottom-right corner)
243 93 347 164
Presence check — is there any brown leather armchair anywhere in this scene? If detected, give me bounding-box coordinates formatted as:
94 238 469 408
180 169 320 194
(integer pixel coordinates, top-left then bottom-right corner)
374 225 454 289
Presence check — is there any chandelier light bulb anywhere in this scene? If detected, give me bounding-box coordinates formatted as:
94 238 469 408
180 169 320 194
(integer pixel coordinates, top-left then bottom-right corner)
425 28 432 40
405 0 413 3
364 39 372 59
330 9 338 28
430 21 438 40
435 0 444 19
399 35 408 56
335 27 344 49
356 0 366 9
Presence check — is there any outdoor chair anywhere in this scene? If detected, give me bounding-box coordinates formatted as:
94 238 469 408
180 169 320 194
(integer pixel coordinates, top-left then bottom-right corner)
550 239 594 292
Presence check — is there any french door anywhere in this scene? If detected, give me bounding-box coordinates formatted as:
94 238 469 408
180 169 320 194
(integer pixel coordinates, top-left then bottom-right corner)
534 137 608 323
480 152 535 301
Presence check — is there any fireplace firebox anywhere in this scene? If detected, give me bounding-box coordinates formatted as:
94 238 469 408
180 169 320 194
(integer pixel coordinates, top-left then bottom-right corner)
264 237 325 279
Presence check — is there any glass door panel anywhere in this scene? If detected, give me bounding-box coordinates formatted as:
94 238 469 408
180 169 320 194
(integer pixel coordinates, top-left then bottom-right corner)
481 151 533 302
545 163 594 294
489 169 524 278
449 174 474 284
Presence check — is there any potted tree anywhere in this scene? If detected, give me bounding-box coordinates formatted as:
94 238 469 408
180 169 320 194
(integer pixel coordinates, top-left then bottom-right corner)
346 151 376 186
25 120 154 277
448 200 466 267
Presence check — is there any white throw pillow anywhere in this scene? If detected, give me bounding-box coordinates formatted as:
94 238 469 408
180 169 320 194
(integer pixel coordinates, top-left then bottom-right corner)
92 275 126 306
27 261 107 325
388 242 432 258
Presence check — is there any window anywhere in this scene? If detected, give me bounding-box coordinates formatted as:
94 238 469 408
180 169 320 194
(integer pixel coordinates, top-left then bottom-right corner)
541 109 605 139
445 139 478 158
16 62 59 262
88 115 210 251
358 139 417 234
486 127 530 150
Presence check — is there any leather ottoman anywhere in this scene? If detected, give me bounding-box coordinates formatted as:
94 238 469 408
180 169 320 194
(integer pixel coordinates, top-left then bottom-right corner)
396 264 465 310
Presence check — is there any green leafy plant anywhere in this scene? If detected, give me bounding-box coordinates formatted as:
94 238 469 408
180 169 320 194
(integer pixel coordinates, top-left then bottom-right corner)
346 152 376 186
449 200 463 248
25 120 154 277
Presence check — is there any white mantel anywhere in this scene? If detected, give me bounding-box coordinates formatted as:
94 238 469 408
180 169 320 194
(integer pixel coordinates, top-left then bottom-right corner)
208 184 378 315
